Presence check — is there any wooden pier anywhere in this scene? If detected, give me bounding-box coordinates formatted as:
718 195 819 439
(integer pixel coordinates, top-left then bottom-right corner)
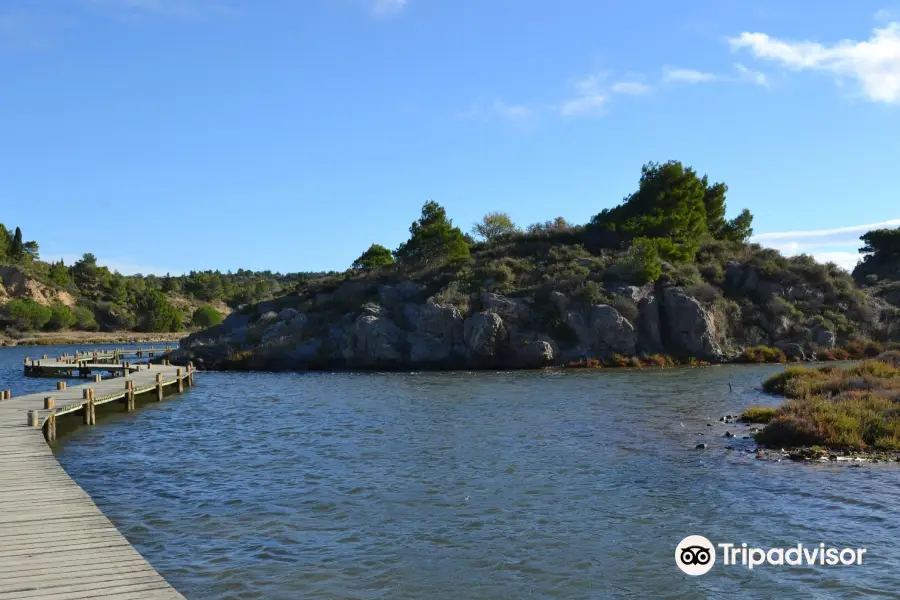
0 358 194 599
22 347 177 378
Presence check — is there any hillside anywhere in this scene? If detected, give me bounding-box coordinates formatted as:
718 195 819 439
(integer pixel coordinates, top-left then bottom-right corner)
171 161 900 371
0 225 333 339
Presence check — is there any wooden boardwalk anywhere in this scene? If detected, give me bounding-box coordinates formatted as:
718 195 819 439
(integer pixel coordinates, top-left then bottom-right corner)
0 360 193 599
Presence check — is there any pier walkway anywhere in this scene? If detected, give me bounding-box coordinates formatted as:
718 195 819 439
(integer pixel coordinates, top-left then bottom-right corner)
0 359 193 599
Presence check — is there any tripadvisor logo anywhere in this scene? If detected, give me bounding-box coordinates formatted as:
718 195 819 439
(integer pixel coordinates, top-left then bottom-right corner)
676 536 716 576
675 536 867 575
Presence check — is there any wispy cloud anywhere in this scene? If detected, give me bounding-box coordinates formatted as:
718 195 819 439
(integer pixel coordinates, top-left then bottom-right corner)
751 219 900 271
729 20 900 103
559 74 608 117
611 81 652 95
459 98 535 122
734 62 769 87
752 219 900 241
370 0 407 18
663 67 717 83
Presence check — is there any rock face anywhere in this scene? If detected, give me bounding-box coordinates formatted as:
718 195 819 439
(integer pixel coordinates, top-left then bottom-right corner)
349 314 404 365
464 311 507 360
659 286 724 362
172 279 863 371
590 305 636 355
0 266 77 308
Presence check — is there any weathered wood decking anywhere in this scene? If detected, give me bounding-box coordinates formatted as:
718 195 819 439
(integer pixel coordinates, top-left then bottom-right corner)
0 360 193 599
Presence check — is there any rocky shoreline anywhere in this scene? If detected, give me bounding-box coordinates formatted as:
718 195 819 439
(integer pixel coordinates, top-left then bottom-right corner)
695 413 900 465
167 270 883 372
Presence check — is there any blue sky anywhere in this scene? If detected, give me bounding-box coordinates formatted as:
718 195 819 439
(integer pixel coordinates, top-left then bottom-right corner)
1 0 899 275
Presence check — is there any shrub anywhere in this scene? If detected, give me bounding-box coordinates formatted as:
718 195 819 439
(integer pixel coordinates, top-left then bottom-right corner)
624 237 662 284
2 299 52 330
876 351 900 368
737 345 787 364
73 306 98 330
192 306 224 328
46 302 76 331
740 407 778 424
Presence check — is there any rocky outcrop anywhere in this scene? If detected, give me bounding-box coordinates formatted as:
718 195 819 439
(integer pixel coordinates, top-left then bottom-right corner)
172 281 864 371
464 311 507 360
659 286 724 362
0 266 77 308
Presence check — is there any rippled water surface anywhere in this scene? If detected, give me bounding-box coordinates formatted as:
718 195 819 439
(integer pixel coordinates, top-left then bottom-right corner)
3 345 900 599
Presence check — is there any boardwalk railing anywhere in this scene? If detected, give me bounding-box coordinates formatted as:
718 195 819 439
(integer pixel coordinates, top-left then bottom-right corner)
0 354 193 599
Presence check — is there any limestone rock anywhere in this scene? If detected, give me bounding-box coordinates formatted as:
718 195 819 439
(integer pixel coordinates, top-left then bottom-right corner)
637 296 664 354
464 311 507 357
404 302 464 364
509 337 556 368
350 314 404 364
661 286 724 361
481 293 531 325
589 304 636 355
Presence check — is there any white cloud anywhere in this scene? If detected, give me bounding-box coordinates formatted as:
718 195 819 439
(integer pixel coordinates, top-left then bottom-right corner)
370 0 407 17
559 74 608 116
752 219 900 271
809 251 862 271
752 219 900 241
663 67 717 83
490 99 533 120
611 81 652 95
734 62 769 86
729 22 900 103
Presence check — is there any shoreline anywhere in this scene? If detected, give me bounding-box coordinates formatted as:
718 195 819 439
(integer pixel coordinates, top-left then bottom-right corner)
0 331 186 347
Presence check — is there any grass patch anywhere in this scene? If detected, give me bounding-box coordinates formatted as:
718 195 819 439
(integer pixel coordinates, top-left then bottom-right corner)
736 345 787 364
755 355 900 451
740 407 778 424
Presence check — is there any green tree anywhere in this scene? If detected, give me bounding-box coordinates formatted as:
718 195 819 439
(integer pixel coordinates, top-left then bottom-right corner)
719 208 754 242
703 181 729 236
72 306 98 330
352 244 395 270
46 302 76 330
471 212 519 241
3 299 52 330
394 200 470 266
9 227 24 261
625 237 663 284
135 290 183 332
860 227 900 262
73 253 101 290
192 306 224 328
48 260 71 286
0 224 10 259
591 161 754 259
22 241 39 261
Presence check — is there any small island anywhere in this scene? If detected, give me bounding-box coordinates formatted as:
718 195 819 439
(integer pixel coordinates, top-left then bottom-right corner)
166 161 900 372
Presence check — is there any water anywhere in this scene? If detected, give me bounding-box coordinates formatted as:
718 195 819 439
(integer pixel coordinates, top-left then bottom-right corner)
2 345 899 599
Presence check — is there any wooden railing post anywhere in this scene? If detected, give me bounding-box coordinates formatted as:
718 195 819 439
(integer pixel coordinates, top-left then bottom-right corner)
28 410 40 427
156 373 164 401
56 381 66 391
44 415 56 443
83 389 96 425
125 380 135 412
176 368 184 393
